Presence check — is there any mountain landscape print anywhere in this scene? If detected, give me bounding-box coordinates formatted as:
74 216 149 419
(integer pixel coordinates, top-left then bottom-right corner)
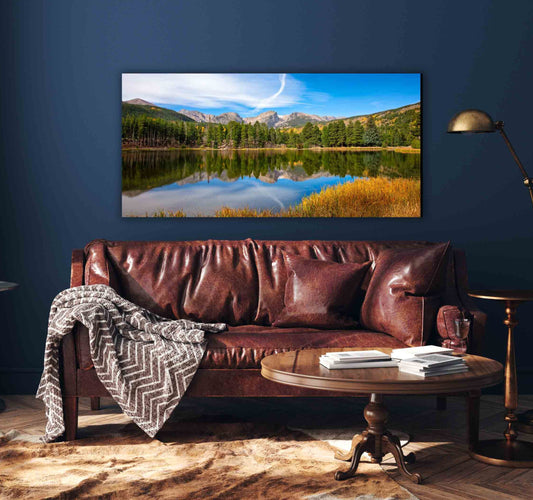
122 73 421 217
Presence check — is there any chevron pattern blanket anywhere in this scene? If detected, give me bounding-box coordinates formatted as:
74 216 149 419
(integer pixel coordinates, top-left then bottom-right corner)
37 285 226 442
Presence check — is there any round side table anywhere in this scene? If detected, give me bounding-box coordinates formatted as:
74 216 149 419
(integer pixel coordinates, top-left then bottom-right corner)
469 289 533 467
0 281 19 413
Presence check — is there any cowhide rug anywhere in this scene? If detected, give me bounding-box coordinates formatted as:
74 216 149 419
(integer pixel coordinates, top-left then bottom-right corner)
0 421 416 499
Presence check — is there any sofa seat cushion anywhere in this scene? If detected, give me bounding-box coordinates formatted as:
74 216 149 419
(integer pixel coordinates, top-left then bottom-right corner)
200 325 407 369
76 324 406 371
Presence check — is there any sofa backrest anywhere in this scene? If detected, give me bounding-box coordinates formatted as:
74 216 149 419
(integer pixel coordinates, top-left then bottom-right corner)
83 239 461 327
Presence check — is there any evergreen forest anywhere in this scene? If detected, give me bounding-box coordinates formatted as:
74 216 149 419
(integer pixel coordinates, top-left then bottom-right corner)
122 107 421 150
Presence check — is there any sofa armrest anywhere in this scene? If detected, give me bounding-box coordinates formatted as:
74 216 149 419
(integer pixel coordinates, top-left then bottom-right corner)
435 250 487 355
70 249 84 287
68 248 110 371
59 249 87 388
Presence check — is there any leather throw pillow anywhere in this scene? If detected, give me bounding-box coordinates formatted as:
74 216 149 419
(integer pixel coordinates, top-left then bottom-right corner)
360 242 451 346
273 253 371 329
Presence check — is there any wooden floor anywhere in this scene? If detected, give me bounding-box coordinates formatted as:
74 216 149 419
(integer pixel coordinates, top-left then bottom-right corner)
1 394 533 499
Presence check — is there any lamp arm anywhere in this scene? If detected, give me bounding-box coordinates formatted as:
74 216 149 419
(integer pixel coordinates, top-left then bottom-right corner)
494 121 533 207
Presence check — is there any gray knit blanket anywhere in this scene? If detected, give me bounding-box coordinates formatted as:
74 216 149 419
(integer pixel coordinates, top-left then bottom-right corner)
37 285 226 442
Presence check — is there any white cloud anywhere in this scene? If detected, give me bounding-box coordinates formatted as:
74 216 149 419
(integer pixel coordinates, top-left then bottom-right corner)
251 74 286 113
122 73 306 112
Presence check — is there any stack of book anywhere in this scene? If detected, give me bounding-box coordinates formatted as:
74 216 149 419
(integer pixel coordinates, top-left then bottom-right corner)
396 352 468 377
319 350 398 370
390 345 455 360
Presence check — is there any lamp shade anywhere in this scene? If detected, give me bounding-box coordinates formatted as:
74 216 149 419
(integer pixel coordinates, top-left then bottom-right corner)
447 109 496 133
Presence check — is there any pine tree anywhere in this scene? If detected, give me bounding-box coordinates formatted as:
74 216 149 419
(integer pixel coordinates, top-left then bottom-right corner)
301 122 321 147
353 121 364 146
311 124 321 146
346 122 355 146
228 121 241 147
207 125 217 148
363 116 380 146
257 123 267 147
216 124 226 146
327 120 346 146
301 122 314 147
322 125 331 147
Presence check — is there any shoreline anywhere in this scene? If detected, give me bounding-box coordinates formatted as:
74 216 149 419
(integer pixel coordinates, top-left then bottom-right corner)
122 146 420 154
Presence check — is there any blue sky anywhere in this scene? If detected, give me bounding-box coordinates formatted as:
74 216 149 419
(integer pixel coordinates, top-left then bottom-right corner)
122 73 420 118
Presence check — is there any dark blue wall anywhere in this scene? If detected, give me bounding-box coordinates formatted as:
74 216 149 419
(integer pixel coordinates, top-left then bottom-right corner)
2 0 533 393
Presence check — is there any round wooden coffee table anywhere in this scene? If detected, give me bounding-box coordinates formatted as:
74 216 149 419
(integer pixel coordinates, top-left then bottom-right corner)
261 348 503 484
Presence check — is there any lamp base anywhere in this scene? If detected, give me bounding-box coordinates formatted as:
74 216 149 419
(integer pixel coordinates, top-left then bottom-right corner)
469 439 533 467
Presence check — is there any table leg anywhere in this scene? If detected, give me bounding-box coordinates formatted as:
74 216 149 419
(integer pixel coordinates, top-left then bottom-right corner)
382 432 420 482
467 390 480 451
334 433 364 461
468 300 533 467
335 434 369 480
503 300 519 441
335 393 422 484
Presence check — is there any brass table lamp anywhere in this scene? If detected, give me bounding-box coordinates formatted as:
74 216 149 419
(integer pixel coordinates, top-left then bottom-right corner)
447 109 533 207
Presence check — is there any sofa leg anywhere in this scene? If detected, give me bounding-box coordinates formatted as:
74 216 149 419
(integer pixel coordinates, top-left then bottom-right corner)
90 397 100 411
436 396 447 411
64 396 78 441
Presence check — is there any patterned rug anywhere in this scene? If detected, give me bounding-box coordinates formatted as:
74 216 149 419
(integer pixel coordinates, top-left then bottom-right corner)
0 421 416 499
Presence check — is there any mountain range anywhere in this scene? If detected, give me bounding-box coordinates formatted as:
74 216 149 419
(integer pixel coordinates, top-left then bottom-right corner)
123 99 339 128
177 108 340 128
122 98 420 129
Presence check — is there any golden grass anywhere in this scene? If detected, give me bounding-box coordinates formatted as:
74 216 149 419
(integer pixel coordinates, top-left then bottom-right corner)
150 177 420 218
215 207 278 217
217 177 420 217
151 209 187 217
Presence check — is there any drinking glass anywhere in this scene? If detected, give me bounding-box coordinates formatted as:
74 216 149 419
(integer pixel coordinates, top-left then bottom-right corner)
452 317 471 354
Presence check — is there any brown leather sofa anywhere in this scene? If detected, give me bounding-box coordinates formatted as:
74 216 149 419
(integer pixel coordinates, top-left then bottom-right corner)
61 239 486 440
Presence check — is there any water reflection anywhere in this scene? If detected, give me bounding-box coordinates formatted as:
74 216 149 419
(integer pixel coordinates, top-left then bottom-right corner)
121 149 420 216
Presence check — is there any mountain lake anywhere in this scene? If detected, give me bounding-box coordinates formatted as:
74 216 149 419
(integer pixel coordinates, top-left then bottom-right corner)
121 149 420 217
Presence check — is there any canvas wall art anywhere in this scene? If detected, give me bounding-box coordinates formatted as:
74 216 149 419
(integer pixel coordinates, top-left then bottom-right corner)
121 73 421 217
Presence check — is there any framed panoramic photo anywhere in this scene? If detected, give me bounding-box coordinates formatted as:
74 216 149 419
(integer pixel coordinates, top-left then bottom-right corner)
121 73 421 217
